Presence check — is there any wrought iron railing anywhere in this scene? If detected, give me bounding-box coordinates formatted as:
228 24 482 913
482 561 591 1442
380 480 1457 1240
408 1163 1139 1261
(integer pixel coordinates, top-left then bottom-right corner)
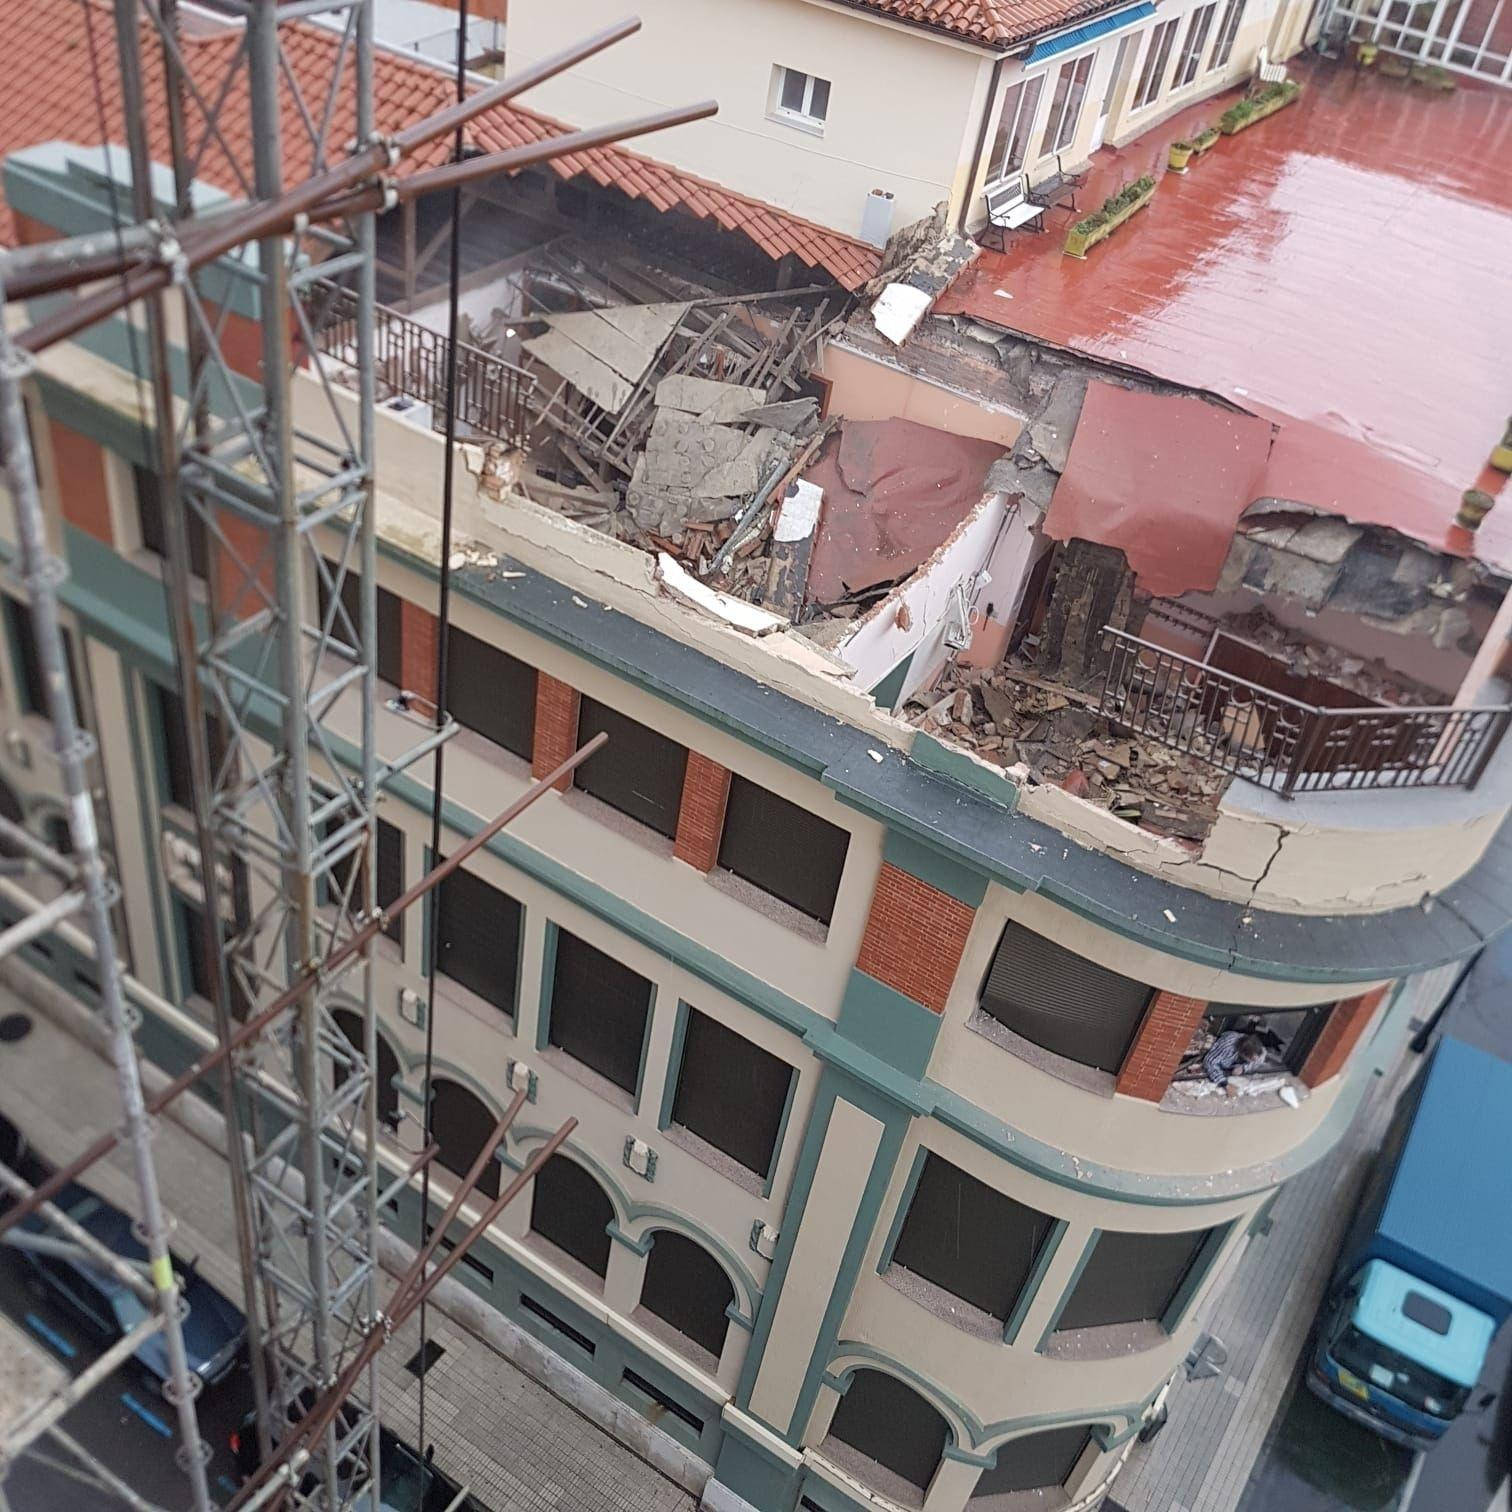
307 281 535 450
1098 629 1512 796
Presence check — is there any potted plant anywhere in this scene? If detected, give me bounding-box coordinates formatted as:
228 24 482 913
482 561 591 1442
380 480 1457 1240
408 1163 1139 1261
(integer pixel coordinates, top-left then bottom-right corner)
1063 175 1158 257
1193 125 1220 155
1379 52 1411 78
1169 139 1194 171
1220 79 1302 134
1492 417 1512 473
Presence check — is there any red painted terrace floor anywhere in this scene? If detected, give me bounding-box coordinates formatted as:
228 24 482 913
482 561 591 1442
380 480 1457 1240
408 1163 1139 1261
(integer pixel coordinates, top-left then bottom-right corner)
938 56 1512 569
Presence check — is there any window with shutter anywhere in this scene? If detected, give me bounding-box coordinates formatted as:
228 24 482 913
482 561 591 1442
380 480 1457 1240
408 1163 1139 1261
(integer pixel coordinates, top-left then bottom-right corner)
433 862 522 1020
547 928 653 1096
970 1425 1091 1499
639 1232 734 1359
315 557 402 686
889 1152 1056 1324
978 920 1153 1074
1055 1225 1217 1332
574 698 686 838
825 1369 948 1494
670 1009 793 1180
530 1154 613 1276
447 625 535 759
717 776 849 925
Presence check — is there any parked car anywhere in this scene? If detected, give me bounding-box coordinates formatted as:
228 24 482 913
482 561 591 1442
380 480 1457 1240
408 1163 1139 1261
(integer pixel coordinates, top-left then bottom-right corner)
232 1400 490 1512
19 1180 246 1390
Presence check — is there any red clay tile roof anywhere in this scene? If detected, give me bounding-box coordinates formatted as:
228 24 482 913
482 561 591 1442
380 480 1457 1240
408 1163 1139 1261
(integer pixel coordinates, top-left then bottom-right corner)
835 0 1129 47
0 0 881 289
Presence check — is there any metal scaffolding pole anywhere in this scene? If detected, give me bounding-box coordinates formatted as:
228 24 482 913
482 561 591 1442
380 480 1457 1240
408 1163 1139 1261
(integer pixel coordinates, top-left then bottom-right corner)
0 278 214 1509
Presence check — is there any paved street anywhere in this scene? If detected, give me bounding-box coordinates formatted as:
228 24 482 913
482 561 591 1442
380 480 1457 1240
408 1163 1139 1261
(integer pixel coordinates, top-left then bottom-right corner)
0 973 699 1512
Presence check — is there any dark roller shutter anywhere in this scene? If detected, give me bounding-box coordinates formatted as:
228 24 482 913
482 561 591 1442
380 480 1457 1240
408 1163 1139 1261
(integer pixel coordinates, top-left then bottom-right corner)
447 625 535 759
332 1008 400 1129
717 775 849 925
548 929 652 1094
671 1009 793 1179
971 1426 1090 1498
979 920 1153 1073
827 1369 947 1492
430 1079 500 1198
639 1231 734 1357
1056 1225 1215 1332
434 863 521 1020
376 819 404 946
574 698 686 839
891 1152 1055 1322
531 1155 613 1276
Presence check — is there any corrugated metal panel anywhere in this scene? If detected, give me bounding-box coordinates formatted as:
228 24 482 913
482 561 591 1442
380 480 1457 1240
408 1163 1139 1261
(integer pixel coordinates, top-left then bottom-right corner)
980 920 1152 1074
1025 2 1155 60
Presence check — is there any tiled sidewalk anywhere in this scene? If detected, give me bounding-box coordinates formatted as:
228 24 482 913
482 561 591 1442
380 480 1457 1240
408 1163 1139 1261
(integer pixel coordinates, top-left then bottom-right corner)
0 971 698 1512
1109 968 1454 1512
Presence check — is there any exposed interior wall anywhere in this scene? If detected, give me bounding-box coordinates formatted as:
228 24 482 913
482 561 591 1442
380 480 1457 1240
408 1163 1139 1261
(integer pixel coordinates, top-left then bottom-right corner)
506 0 992 239
819 344 1024 446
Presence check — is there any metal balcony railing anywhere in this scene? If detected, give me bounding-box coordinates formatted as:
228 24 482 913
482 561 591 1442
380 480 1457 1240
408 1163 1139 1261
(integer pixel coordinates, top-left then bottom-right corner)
308 282 535 451
1098 629 1512 796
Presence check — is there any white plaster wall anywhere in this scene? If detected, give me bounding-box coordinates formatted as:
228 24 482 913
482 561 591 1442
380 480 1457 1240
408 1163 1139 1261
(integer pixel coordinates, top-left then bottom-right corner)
506 0 994 239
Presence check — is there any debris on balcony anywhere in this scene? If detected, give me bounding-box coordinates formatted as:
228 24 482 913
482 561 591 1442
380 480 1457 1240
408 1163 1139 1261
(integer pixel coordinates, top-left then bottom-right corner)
903 658 1227 840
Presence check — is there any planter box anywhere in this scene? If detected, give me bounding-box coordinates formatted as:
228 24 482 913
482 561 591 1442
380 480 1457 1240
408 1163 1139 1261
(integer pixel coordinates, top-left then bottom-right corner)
1064 183 1157 258
1192 130 1220 156
1220 81 1302 135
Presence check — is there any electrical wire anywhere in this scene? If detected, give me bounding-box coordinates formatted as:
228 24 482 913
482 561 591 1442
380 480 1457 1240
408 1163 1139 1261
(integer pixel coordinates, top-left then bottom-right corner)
415 0 472 1481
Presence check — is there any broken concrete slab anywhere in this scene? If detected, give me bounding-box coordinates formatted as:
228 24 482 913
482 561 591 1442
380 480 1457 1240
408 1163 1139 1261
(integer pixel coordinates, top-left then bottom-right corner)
736 398 819 431
655 374 767 417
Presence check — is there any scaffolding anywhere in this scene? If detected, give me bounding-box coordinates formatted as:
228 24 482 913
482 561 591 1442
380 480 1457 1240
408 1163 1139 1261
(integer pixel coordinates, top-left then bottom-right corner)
0 3 713 1508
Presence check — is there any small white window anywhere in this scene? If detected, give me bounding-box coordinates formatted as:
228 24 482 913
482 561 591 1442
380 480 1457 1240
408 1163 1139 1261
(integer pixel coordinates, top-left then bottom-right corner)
772 65 831 131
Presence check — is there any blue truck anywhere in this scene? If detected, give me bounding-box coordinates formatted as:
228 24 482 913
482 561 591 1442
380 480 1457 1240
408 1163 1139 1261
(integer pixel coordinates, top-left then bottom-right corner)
1308 1035 1512 1448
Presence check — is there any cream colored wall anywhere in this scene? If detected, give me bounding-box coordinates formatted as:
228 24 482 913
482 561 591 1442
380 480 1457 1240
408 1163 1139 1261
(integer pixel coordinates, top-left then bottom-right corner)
819 343 1025 446
816 1113 1258 1460
928 883 1388 1177
506 0 994 239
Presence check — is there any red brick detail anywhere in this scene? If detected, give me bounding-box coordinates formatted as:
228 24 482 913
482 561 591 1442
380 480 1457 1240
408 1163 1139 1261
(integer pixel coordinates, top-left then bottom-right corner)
532 674 581 792
673 753 732 872
11 211 58 246
47 418 111 545
214 510 276 623
399 599 439 706
201 302 271 382
1115 992 1210 1102
855 863 976 1015
1300 986 1389 1088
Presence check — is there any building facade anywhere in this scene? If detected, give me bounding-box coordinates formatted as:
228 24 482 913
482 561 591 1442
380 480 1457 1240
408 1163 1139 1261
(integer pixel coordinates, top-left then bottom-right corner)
5 176 1508 1512
508 0 1318 241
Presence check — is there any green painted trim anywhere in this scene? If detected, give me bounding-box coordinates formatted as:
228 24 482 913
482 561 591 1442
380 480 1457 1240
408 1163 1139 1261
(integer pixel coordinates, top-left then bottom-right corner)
835 971 942 1080
907 732 1018 812
1248 1190 1280 1238
724 1299 755 1332
633 984 657 1116
763 1057 801 1201
511 1124 631 1227
606 1222 653 1256
881 828 988 907
805 1021 934 1115
874 1145 927 1277
942 1442 996 1468
820 1344 972 1450
535 921 560 1053
1161 1221 1235 1334
1003 1218 1068 1346
657 1000 692 1133
869 652 913 713
710 1421 802 1512
631 1212 762 1322
1037 1230 1099 1353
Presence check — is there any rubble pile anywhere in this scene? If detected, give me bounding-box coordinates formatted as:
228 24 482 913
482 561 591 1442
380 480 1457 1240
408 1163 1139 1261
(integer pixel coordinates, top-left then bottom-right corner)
906 660 1227 840
1221 606 1443 706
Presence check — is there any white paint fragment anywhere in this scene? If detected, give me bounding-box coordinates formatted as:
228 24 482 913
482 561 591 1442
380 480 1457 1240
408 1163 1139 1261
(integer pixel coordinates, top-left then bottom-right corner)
654 552 786 634
1279 1085 1302 1108
572 595 588 607
871 282 933 346
1163 908 1177 922
867 749 884 763
993 288 1013 299
774 479 823 542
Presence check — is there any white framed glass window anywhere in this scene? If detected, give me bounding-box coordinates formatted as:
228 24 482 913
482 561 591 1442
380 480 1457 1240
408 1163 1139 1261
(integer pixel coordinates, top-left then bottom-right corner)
987 74 1046 184
1132 18 1180 109
1039 52 1096 158
1209 0 1246 69
1174 3 1220 87
772 65 831 131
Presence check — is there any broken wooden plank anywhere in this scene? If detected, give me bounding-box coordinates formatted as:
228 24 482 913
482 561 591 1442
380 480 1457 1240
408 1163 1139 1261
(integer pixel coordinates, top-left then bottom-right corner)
765 478 824 618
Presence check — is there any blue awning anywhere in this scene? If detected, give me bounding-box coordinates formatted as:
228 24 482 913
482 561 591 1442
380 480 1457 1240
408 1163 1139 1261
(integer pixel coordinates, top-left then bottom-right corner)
1024 2 1155 62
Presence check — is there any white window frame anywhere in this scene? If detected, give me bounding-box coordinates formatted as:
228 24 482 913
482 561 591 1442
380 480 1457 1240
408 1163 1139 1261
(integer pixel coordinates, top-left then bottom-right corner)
987 72 1048 186
1174 2 1220 88
1039 51 1096 159
1208 0 1246 71
771 65 831 134
1131 17 1180 110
